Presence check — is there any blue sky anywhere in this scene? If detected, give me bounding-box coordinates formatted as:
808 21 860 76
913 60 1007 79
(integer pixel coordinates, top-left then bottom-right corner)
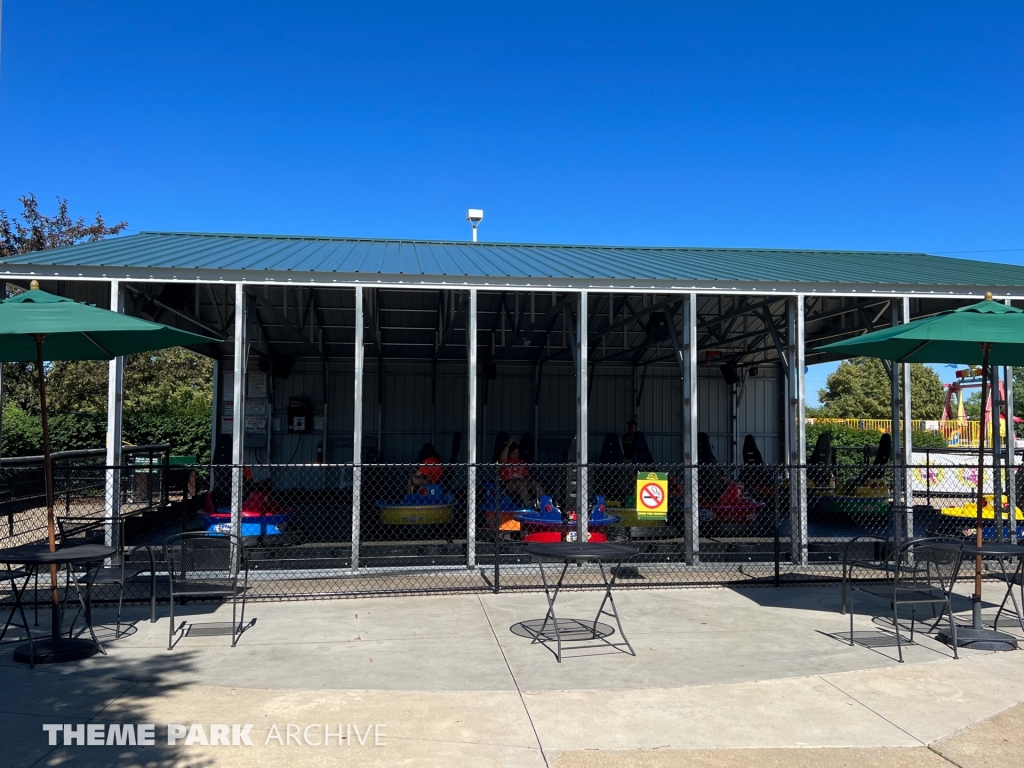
1 3 1021 401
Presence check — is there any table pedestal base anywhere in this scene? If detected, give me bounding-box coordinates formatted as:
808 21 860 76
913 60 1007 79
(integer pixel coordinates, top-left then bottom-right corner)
937 626 1018 652
14 638 100 665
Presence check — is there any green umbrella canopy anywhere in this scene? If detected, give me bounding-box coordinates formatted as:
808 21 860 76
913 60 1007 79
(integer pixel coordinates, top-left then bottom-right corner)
0 285 220 361
816 298 1024 365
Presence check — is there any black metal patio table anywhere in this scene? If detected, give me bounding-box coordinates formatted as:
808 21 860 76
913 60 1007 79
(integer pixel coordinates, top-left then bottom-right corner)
523 542 638 662
959 542 1024 636
0 543 116 666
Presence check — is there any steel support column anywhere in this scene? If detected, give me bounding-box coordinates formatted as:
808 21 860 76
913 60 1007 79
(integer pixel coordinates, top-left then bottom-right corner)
1005 299 1016 544
890 303 904 535
104 280 126 554
467 289 478 567
682 294 699 565
577 291 589 542
787 297 808 566
230 283 248 569
901 297 914 539
352 287 364 570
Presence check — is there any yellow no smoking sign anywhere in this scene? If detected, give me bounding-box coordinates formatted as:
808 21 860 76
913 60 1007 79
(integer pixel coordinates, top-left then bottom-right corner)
636 472 668 519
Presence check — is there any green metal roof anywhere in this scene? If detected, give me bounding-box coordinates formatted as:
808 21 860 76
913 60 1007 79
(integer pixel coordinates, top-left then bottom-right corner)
4 231 1024 293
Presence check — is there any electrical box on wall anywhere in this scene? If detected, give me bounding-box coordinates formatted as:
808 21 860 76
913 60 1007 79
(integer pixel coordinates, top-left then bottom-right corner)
288 396 313 434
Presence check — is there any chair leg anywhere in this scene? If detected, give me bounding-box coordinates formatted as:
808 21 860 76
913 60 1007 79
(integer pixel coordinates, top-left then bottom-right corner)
841 565 847 615
116 582 124 639
167 586 175 651
893 602 904 663
910 605 916 644
849 590 855 646
947 596 959 660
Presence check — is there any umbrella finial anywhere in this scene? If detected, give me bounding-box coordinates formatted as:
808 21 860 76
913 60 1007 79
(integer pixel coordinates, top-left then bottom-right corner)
29 280 40 290
985 291 993 301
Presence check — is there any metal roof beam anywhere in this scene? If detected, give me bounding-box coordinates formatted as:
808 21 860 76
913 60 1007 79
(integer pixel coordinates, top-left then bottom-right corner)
495 292 574 354
249 288 323 358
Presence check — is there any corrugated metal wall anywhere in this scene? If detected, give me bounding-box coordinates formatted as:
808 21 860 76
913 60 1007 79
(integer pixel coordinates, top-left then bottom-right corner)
252 359 781 469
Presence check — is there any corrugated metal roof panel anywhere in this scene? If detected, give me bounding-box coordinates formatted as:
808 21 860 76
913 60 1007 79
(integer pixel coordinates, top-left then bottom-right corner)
5 231 1024 288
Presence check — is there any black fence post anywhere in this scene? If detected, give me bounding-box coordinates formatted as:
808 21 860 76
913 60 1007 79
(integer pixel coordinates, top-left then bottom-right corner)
161 448 171 505
773 467 781 588
64 464 72 516
493 466 500 594
925 449 932 507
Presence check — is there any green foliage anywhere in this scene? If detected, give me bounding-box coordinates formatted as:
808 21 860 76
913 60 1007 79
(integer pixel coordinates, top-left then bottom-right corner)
0 193 127 258
911 429 949 449
1 403 42 456
124 403 212 465
817 358 944 420
806 423 884 464
806 421 949 464
49 412 106 453
0 402 211 462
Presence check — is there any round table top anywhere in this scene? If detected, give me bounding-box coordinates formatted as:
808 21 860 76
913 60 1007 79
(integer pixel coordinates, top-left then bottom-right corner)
961 542 1024 557
0 543 116 565
524 542 639 561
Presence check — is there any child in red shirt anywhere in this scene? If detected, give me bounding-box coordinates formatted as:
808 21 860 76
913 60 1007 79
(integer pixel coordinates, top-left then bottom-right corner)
499 439 546 507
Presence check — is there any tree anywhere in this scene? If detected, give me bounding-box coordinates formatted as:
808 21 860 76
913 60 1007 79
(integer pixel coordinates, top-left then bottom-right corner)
0 194 127 257
0 195 214 460
817 358 944 420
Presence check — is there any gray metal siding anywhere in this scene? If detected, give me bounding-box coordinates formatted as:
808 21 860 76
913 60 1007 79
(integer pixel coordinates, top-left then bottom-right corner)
254 361 782 468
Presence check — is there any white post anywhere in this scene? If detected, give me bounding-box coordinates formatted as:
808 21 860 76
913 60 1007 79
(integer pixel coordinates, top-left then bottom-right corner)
352 287 364 570
0 284 5 461
231 283 247 567
467 290 478 567
901 297 914 539
1005 298 1016 544
105 280 125 553
577 291 588 542
683 293 699 565
890 303 903 537
787 296 808 566
1006 363 1016 545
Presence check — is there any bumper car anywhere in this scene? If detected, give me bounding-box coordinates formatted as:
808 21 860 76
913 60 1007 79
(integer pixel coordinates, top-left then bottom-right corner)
480 482 527 532
515 495 620 543
820 479 890 518
940 496 1024 540
377 483 454 525
202 490 295 539
700 482 762 524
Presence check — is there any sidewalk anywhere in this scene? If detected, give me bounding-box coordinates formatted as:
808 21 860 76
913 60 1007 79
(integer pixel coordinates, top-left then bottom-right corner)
1 583 1022 767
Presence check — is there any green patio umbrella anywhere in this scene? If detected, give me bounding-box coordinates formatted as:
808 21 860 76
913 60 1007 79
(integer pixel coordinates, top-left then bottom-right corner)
819 293 1024 647
0 281 219 662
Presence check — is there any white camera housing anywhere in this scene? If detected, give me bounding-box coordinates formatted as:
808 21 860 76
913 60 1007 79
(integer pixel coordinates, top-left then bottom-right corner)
466 209 484 223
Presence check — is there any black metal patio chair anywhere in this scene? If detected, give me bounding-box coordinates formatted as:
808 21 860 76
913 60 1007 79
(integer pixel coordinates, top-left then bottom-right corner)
843 536 963 662
57 515 157 639
0 564 32 645
163 532 249 650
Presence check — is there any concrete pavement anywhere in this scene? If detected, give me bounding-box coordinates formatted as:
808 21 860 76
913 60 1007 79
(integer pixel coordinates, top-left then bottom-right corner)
1 583 1022 767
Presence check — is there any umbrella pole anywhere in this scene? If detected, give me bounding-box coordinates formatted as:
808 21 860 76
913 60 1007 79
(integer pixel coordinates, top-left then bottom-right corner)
974 344 991 628
34 335 61 645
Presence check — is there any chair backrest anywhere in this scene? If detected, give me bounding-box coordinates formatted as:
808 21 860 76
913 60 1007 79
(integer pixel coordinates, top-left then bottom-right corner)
163 532 244 582
742 435 764 466
894 537 963 593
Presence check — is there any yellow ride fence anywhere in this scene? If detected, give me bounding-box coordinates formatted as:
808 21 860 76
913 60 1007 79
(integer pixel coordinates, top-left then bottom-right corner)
808 418 988 448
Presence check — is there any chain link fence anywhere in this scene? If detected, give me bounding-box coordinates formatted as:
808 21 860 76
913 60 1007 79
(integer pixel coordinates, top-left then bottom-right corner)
1 457 1017 610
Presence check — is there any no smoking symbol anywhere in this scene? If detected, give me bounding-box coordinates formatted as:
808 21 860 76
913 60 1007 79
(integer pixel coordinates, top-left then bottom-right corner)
640 483 664 509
